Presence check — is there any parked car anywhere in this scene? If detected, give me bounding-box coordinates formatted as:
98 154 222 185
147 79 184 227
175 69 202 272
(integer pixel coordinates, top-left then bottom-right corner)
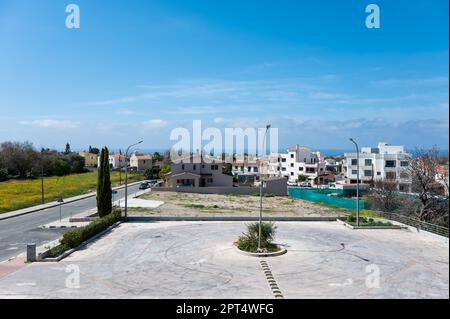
139 182 150 190
287 181 298 186
299 182 312 188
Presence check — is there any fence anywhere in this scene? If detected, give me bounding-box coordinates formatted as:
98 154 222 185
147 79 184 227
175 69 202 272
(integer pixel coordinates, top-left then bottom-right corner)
371 211 449 238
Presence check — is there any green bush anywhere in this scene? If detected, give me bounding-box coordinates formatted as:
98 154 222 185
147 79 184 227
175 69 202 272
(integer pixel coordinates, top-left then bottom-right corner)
0 168 8 181
61 209 122 249
236 222 279 253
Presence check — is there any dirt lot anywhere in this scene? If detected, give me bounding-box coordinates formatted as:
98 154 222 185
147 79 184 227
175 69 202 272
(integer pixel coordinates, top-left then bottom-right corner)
131 191 349 217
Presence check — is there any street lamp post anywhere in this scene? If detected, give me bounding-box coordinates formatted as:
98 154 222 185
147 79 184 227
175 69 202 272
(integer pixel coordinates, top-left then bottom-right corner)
57 198 64 222
349 138 360 227
258 124 271 251
124 140 143 220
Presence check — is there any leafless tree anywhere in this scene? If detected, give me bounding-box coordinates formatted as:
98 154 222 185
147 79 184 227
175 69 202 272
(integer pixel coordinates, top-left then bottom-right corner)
369 179 400 212
408 147 447 222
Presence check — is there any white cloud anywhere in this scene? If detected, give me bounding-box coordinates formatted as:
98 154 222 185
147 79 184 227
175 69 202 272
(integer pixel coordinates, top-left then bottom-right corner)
117 108 136 115
213 117 225 124
142 119 168 129
19 119 79 129
371 77 449 87
168 106 220 115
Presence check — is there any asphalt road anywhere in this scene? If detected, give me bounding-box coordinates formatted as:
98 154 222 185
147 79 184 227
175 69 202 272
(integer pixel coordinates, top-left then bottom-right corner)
0 183 141 262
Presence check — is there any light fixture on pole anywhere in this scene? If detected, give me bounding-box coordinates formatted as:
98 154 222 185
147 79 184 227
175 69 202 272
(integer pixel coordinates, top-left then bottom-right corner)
349 138 360 227
124 140 143 220
258 124 271 252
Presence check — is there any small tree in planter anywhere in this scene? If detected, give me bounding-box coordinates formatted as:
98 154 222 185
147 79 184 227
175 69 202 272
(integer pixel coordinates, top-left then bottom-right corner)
236 222 279 253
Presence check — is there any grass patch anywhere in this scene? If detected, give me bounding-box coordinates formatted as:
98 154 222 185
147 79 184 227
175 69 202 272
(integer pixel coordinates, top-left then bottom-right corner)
252 192 275 197
0 171 144 214
185 204 206 209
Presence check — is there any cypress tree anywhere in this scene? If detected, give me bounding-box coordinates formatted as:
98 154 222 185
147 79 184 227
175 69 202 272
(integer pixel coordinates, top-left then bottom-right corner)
97 147 112 217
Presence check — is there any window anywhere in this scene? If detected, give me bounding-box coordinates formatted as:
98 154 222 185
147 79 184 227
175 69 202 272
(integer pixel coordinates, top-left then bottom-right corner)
386 172 397 180
365 159 372 166
290 172 294 176
364 170 372 177
351 159 358 166
385 160 396 168
211 165 219 170
281 158 286 163
254 167 258 172
277 167 280 171
182 164 185 170
306 167 315 173
400 161 409 167
193 165 196 170
299 167 303 171
377 172 381 176
290 154 294 158
281 168 286 171
208 178 213 183
352 170 358 175
290 163 294 168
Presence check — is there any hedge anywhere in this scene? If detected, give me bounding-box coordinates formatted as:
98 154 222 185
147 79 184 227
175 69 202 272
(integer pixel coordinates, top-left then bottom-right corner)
60 209 122 249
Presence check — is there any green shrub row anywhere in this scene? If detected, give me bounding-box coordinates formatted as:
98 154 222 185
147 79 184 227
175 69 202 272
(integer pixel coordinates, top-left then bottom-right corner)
346 215 393 227
60 209 122 249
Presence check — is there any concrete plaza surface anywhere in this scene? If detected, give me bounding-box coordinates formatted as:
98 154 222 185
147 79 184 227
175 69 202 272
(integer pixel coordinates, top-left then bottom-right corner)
0 221 447 299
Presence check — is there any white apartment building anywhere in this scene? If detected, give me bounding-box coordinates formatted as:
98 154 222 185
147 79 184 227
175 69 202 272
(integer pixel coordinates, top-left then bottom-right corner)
268 145 325 184
232 161 259 176
98 153 126 170
344 142 412 192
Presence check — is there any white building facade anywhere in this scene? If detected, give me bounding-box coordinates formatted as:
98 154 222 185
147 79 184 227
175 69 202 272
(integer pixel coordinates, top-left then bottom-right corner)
268 145 325 184
344 142 412 192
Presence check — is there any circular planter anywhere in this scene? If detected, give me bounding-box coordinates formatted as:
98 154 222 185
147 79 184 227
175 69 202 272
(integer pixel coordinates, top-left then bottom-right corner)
234 244 287 258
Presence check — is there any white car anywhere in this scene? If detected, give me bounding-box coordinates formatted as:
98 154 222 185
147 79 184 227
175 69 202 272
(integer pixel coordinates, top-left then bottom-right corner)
299 182 312 188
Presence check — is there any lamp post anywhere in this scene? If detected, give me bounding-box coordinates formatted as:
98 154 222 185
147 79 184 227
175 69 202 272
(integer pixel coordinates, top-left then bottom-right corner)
41 150 45 205
124 140 143 220
57 198 64 222
349 138 360 227
258 124 271 251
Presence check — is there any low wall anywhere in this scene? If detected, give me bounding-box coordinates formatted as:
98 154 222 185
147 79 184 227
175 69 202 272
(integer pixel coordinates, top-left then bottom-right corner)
153 186 287 196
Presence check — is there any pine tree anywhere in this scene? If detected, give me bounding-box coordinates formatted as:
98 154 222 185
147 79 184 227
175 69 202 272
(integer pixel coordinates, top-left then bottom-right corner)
97 147 112 217
65 142 71 154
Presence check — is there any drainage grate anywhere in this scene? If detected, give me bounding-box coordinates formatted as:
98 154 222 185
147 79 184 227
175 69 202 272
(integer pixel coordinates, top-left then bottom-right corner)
260 260 284 299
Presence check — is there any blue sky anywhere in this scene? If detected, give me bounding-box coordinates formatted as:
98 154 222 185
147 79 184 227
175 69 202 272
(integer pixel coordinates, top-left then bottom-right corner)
0 0 448 152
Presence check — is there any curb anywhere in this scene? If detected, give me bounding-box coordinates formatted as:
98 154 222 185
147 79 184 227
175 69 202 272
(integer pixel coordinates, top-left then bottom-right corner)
127 216 340 222
37 221 122 262
0 181 142 221
234 245 287 258
336 218 406 230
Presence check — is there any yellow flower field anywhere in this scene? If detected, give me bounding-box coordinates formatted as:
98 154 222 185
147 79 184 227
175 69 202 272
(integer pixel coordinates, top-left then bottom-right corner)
0 171 144 214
